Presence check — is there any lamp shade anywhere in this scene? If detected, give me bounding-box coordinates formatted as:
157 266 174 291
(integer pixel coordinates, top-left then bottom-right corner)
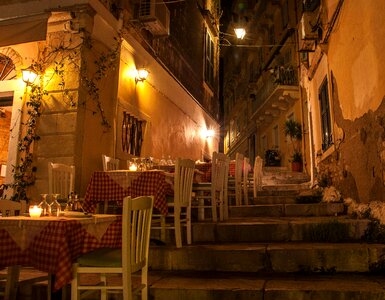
136 68 149 82
21 67 38 85
234 28 246 39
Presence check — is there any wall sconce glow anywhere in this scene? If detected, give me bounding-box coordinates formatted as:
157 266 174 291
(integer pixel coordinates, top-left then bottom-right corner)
135 68 149 83
21 67 38 85
201 128 215 139
234 28 246 39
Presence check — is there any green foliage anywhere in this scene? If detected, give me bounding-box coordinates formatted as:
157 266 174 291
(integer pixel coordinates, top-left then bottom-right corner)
304 220 349 242
3 33 122 201
284 119 303 163
291 151 303 163
284 119 302 140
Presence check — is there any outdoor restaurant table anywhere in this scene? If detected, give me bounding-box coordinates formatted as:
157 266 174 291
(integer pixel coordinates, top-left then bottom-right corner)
0 214 121 291
83 170 171 215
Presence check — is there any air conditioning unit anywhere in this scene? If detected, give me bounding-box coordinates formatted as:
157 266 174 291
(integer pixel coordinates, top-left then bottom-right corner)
139 0 170 36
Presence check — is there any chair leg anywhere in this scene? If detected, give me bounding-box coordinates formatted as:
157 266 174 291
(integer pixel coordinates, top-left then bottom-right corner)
122 270 132 300
219 193 224 222
141 266 148 300
160 215 166 242
101 273 107 300
71 264 79 300
223 193 229 220
211 194 217 222
5 266 20 300
174 212 182 248
186 207 192 245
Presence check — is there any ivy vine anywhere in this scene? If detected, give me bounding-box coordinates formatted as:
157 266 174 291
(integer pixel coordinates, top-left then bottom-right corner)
2 33 122 201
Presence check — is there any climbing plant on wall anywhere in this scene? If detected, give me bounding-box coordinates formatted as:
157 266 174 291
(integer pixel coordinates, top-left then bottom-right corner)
2 33 122 201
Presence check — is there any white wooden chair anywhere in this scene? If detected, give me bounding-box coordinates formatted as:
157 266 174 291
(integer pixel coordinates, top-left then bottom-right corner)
253 156 264 200
152 158 195 248
102 154 120 171
192 152 229 222
48 162 75 199
228 153 244 206
0 200 49 300
71 195 153 300
242 157 252 205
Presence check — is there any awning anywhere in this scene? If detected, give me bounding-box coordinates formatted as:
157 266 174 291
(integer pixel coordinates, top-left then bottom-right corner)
0 13 49 47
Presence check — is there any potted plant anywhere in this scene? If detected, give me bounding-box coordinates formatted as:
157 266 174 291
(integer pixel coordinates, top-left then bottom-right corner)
284 119 303 172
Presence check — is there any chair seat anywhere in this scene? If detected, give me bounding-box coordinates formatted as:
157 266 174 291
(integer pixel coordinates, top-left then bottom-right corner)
77 248 121 268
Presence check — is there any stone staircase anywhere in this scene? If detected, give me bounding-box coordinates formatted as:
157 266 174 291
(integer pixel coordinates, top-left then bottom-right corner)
147 168 385 299
9 169 385 299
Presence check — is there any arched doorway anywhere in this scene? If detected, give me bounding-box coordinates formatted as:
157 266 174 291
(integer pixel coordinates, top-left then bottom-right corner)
0 47 24 195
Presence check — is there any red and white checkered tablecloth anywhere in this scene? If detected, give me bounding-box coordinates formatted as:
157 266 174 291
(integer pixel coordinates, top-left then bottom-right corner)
0 215 121 291
83 170 170 215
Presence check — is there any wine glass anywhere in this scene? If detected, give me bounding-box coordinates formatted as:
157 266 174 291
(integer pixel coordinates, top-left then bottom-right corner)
38 194 50 216
50 194 61 217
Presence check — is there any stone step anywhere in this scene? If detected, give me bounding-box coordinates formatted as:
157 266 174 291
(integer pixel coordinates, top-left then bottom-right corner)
229 203 344 218
149 272 385 300
191 216 369 243
261 183 311 192
149 242 385 273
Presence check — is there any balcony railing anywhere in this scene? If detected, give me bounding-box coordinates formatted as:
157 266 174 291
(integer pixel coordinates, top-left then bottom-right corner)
252 65 298 112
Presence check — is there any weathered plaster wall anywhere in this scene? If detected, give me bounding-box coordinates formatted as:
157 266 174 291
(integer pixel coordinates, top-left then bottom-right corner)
312 0 385 203
117 37 219 162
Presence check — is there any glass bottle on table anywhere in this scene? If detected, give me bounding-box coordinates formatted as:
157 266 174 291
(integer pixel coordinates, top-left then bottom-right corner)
38 194 51 216
50 194 61 217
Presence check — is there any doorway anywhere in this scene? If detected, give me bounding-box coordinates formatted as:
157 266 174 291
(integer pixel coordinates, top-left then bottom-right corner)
0 96 13 187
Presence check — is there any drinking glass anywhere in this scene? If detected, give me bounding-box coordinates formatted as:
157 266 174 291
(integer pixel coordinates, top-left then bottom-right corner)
38 194 50 216
50 194 61 217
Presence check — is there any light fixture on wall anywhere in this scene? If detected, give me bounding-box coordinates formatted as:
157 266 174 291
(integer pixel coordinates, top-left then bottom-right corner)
234 28 246 39
135 68 149 83
201 128 215 139
21 67 38 85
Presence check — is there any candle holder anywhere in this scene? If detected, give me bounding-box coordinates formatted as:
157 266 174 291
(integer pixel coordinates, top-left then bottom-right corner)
29 205 42 218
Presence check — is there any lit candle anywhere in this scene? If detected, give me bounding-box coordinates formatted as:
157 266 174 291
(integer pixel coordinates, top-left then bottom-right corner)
29 205 42 218
129 163 138 171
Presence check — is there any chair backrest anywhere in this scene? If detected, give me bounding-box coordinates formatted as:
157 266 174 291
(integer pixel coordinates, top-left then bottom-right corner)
48 162 75 199
122 195 153 274
174 158 195 209
243 156 251 204
234 153 244 205
253 156 264 199
102 155 120 171
211 152 229 194
0 200 26 217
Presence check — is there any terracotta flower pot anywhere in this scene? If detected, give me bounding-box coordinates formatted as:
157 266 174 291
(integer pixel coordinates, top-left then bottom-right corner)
291 161 303 172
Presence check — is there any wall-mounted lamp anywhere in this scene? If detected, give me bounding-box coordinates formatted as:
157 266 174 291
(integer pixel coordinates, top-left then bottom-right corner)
135 68 149 83
21 67 38 85
201 128 215 139
234 28 246 39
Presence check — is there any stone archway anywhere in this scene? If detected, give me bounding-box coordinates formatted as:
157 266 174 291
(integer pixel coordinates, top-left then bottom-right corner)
0 47 24 192
0 47 23 81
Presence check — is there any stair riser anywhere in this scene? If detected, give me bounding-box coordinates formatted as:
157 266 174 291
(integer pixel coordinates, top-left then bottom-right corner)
229 203 344 218
192 220 368 243
150 289 385 300
150 289 262 300
149 244 385 273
